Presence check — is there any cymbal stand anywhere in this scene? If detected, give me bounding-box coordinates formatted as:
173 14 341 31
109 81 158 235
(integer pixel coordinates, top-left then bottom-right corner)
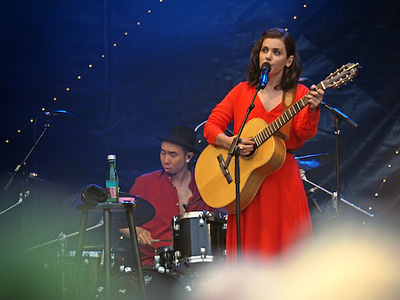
26 219 103 300
0 190 30 215
58 232 68 299
26 218 104 251
300 170 374 218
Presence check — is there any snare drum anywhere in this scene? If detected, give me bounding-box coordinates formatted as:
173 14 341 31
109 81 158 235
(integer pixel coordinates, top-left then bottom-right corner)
172 211 226 266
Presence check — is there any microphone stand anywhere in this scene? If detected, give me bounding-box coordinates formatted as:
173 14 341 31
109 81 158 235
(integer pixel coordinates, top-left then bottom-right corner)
300 170 374 217
321 101 358 219
221 83 264 264
4 119 53 191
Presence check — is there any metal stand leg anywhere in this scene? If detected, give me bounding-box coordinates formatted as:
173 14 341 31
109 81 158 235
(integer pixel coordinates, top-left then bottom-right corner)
103 209 112 300
71 210 88 299
126 210 146 300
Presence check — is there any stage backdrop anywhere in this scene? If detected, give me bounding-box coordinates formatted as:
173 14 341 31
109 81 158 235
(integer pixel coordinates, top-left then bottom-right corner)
0 0 399 256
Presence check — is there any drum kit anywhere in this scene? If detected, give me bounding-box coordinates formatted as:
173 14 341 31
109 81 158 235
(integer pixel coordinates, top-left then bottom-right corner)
98 210 228 300
21 153 373 299
24 189 227 299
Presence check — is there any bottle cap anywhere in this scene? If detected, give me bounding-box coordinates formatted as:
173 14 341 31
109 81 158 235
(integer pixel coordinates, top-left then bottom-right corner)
107 154 116 160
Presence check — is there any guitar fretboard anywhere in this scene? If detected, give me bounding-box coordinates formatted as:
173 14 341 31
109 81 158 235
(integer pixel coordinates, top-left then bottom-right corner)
253 82 324 147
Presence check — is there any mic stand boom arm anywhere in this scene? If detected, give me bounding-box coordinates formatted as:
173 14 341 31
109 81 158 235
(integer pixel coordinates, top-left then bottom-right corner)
4 120 53 191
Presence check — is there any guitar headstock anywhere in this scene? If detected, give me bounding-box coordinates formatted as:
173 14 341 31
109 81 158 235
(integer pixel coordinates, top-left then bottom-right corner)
322 62 361 90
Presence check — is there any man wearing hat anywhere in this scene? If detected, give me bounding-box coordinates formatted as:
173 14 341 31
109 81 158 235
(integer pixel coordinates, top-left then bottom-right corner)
120 124 212 267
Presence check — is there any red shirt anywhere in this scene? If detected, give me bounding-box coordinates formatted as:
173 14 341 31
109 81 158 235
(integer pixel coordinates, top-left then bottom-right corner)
129 169 211 266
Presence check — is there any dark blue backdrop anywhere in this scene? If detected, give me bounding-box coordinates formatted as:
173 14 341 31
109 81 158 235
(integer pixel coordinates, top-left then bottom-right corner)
1 0 399 268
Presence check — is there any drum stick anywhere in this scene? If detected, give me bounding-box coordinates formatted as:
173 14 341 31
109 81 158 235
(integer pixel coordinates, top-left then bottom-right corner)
150 239 172 243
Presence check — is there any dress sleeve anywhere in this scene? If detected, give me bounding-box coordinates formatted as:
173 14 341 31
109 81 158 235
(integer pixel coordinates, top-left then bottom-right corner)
292 84 321 141
204 83 242 145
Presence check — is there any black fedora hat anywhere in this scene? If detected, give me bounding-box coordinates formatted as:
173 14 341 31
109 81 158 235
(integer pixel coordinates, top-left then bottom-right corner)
157 124 198 153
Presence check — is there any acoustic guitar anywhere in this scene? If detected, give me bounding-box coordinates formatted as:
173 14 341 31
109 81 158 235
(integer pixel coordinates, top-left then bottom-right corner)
195 63 360 213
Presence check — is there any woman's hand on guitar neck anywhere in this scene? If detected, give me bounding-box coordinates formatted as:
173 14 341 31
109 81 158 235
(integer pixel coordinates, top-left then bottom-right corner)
307 84 325 111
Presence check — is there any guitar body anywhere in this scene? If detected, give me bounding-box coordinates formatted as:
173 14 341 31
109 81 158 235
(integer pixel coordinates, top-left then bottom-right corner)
195 118 287 214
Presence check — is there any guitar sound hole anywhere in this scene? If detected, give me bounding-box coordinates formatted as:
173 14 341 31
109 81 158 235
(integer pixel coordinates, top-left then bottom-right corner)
244 147 256 159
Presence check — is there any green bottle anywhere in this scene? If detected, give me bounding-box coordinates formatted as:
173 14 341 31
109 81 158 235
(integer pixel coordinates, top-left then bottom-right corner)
106 154 119 203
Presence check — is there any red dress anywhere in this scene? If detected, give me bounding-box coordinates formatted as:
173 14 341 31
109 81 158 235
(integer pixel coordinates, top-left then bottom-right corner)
204 82 320 263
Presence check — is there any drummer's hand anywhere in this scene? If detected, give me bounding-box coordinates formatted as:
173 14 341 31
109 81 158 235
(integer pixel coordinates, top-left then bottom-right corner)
238 137 255 156
135 226 152 246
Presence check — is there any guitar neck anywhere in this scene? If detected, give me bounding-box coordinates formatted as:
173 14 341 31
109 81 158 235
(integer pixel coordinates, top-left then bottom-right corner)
253 82 324 147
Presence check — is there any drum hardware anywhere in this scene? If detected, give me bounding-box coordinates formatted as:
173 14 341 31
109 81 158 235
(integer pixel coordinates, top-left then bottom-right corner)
154 245 174 274
200 247 206 259
95 268 193 300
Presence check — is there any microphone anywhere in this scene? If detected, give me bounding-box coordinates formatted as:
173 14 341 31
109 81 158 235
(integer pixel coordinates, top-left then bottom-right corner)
44 110 75 119
257 62 271 90
298 77 311 82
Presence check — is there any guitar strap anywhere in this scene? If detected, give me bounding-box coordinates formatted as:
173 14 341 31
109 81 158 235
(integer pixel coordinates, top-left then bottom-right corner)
279 85 297 141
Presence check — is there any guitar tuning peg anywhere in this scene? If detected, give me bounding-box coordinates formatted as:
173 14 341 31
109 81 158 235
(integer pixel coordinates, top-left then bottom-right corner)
350 79 354 83
337 86 341 90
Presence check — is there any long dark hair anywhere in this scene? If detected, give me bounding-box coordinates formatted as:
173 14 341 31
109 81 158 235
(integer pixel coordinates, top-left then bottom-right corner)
246 28 302 91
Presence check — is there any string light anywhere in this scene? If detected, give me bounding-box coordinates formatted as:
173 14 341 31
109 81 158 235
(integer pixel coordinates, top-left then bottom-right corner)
287 3 398 222
374 147 399 199
286 2 309 31
4 1 167 146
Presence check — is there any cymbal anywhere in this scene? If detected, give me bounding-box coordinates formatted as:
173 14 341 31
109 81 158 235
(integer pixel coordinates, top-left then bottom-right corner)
62 191 155 227
295 153 333 171
119 192 155 226
62 193 103 224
